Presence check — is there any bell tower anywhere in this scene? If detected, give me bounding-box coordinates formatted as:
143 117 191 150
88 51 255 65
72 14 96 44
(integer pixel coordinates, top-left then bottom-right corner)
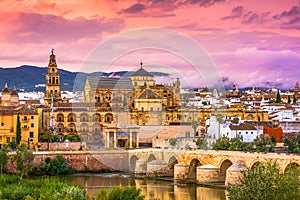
44 49 61 105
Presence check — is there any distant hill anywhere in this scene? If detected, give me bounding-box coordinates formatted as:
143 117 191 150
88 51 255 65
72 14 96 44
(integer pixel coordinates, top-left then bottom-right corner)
0 65 169 91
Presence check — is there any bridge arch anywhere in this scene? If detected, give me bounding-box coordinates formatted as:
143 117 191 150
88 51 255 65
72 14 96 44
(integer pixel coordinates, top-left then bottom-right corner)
188 158 201 179
250 161 265 170
284 162 300 173
129 155 139 172
168 156 179 172
147 154 156 163
219 159 233 181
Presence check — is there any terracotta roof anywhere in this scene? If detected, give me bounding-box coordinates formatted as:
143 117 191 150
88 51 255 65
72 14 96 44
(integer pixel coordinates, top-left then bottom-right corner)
0 106 37 114
229 123 257 130
138 89 161 99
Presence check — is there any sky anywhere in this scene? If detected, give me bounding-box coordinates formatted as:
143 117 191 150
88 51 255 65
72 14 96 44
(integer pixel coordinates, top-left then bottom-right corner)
0 0 300 89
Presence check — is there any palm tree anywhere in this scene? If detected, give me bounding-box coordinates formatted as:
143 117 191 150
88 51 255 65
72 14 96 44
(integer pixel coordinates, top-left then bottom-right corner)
232 117 239 138
41 131 54 151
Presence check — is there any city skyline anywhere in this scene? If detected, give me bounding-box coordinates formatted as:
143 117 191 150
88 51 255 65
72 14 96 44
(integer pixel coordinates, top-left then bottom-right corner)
0 0 300 89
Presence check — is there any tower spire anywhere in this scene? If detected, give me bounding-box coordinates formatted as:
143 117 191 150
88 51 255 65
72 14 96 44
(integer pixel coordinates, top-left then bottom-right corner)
140 60 143 68
51 48 54 55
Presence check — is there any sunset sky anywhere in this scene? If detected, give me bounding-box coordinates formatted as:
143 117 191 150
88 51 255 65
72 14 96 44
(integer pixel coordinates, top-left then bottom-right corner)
0 0 300 89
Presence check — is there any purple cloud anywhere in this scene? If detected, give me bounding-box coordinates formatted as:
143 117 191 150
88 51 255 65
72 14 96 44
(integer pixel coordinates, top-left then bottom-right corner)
185 0 226 7
5 12 125 43
221 6 244 20
122 3 146 13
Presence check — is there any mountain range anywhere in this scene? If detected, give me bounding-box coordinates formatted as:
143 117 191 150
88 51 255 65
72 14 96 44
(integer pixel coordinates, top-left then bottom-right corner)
0 65 169 91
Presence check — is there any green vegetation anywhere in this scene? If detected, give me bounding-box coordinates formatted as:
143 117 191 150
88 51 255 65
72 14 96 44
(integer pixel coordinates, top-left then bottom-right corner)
93 185 144 200
16 115 22 145
0 175 89 200
0 146 8 176
65 135 82 142
12 143 34 180
275 89 281 103
227 162 300 200
283 133 300 153
31 154 74 176
293 94 297 104
0 175 146 200
169 138 177 147
212 135 230 150
194 137 208 149
288 95 291 103
212 134 275 152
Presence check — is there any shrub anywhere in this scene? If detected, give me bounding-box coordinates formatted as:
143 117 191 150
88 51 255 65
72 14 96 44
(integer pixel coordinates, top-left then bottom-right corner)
227 162 300 200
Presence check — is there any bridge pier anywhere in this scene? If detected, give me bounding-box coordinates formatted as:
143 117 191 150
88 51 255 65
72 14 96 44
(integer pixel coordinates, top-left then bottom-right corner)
135 159 147 174
225 160 247 186
174 162 189 181
196 164 220 184
146 160 170 177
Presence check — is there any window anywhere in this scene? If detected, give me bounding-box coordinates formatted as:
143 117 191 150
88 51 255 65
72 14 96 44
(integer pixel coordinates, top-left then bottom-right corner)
12 137 15 142
239 132 241 135
150 107 153 112
29 132 34 138
31 116 34 119
31 123 34 128
24 116 27 120
251 132 253 134
246 132 248 134
6 137 10 143
141 107 144 112
1 123 3 126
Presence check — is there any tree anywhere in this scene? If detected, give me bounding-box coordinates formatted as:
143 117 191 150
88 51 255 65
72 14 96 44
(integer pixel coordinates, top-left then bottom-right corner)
169 138 177 147
16 115 22 145
253 134 273 152
232 117 239 137
288 95 291 104
212 135 230 150
227 162 300 200
283 133 300 153
41 131 54 151
195 137 208 149
12 143 34 180
229 135 246 151
293 94 297 104
275 89 281 103
0 146 8 176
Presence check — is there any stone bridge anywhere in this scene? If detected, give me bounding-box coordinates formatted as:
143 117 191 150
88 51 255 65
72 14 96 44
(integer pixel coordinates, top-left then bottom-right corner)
128 149 300 184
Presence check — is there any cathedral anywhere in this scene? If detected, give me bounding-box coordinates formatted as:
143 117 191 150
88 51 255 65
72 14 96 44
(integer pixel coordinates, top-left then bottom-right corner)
42 51 268 149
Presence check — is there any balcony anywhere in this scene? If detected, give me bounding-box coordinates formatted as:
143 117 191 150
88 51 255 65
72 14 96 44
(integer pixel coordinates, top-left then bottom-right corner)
22 118 29 123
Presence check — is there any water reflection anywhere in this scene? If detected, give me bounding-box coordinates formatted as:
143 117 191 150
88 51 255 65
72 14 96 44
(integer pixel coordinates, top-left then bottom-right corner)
65 174 226 200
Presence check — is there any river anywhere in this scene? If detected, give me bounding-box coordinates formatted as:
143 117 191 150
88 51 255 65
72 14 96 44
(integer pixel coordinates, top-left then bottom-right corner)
65 173 226 200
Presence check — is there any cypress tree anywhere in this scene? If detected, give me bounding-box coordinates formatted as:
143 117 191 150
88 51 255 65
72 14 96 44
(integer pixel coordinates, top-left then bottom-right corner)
293 94 297 104
288 95 291 104
16 115 22 145
275 90 281 103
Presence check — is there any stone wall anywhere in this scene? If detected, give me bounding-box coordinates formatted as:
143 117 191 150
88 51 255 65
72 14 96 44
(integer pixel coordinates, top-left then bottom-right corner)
38 142 83 151
8 151 129 173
